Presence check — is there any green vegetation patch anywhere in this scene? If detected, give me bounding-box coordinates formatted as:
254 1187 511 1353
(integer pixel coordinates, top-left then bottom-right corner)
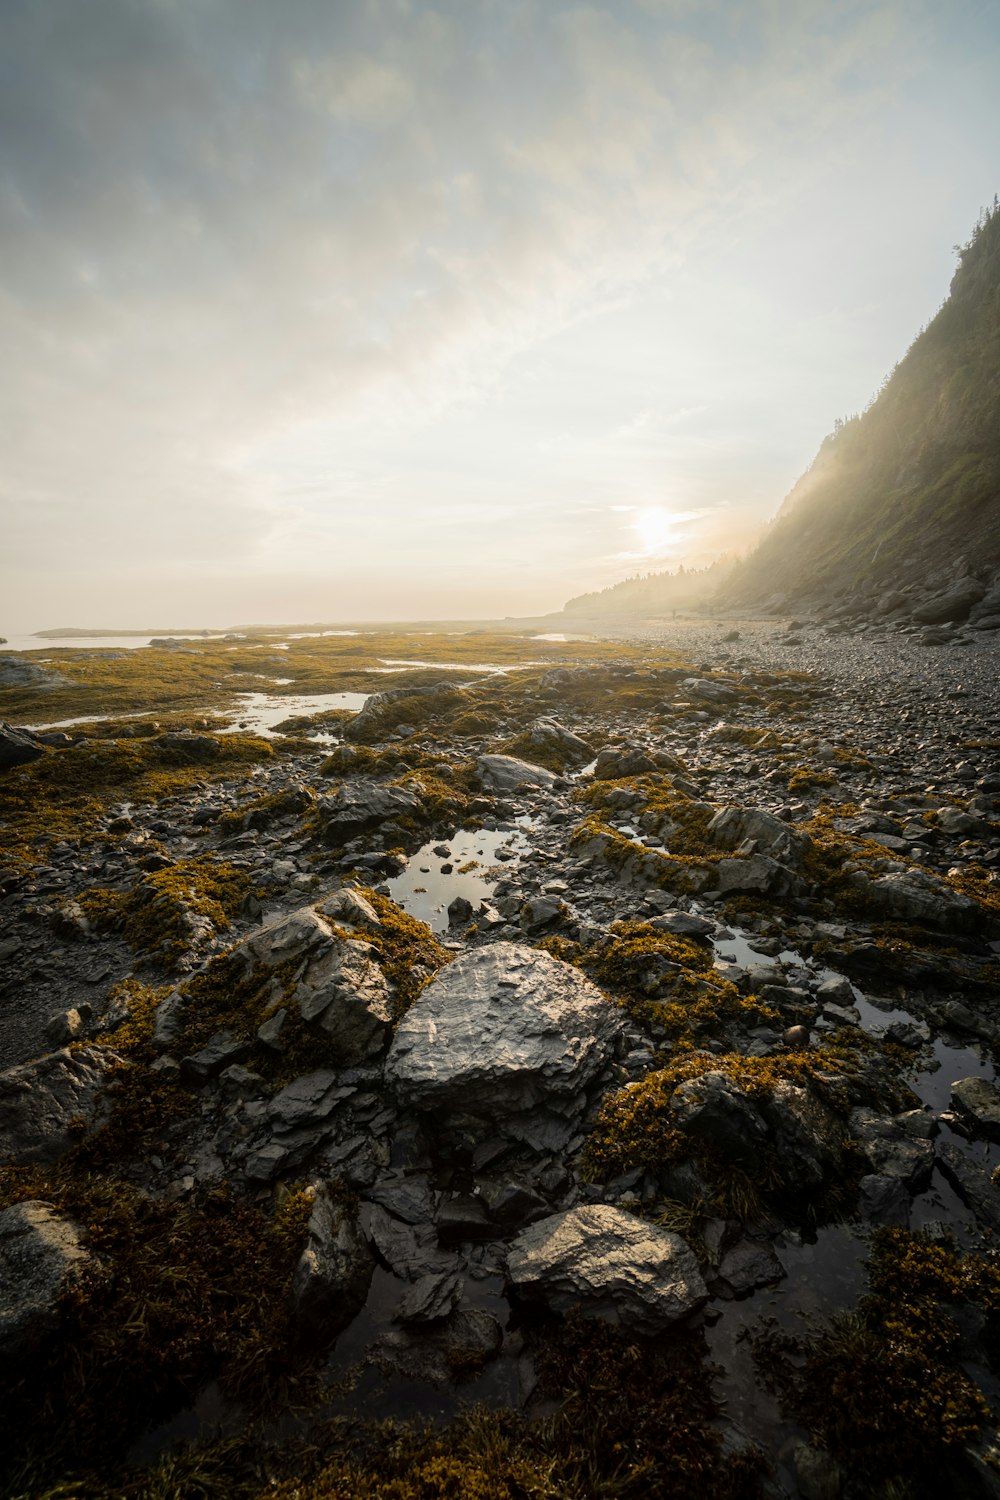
755 1226 1000 1495
0 1168 312 1496
582 1046 859 1216
539 922 777 1044
79 857 256 967
0 733 275 870
359 887 453 1019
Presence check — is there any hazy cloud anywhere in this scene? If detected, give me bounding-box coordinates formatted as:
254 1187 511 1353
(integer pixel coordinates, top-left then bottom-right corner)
2 0 998 625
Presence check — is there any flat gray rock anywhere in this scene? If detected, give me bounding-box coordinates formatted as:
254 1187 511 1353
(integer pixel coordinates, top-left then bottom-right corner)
506 1204 707 1334
0 1201 91 1355
0 1046 120 1165
385 943 621 1131
951 1077 1000 1142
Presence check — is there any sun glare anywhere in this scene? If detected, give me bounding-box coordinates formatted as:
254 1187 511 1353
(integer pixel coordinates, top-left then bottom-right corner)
633 507 677 555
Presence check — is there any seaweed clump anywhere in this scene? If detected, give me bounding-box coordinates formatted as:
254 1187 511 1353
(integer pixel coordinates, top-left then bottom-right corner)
755 1226 1000 1496
0 1170 312 1496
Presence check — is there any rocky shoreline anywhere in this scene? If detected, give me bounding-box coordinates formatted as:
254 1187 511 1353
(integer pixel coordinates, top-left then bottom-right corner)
1 621 999 1499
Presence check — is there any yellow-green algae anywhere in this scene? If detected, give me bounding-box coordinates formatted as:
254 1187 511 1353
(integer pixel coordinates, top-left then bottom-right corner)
583 1046 856 1179
538 922 780 1041
0 732 276 871
79 856 256 966
1 1316 769 1499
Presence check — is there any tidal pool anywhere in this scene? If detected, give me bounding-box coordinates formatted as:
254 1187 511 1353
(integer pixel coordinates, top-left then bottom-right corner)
220 690 370 737
387 824 533 931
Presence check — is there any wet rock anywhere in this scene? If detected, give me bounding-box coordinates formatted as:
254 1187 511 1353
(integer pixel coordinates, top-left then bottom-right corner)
783 1025 810 1049
712 854 804 898
707 806 805 863
358 1202 454 1280
480 1178 549 1227
366 1174 436 1225
683 677 738 704
0 720 45 771
315 781 423 843
448 895 473 925
593 746 658 779
793 1441 844 1500
937 1143 1000 1232
268 1070 352 1132
290 1185 373 1346
476 754 557 792
343 682 465 744
849 1109 934 1191
394 1268 463 1324
154 731 222 760
950 1077 1000 1142
385 943 621 1144
524 718 594 766
44 1008 86 1046
670 1071 770 1170
293 938 392 1064
519 894 566 932
849 867 984 933
316 888 382 931
436 1194 494 1243
0 1201 92 1356
241 906 332 966
714 1237 786 1297
372 1306 502 1384
762 1082 846 1191
646 909 715 939
181 1031 252 1085
0 1046 120 1164
506 1204 708 1334
912 581 985 625
858 1174 911 1226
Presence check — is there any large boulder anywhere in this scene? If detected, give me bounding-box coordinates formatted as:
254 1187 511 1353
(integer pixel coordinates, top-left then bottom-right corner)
385 943 621 1145
707 806 805 864
912 581 985 624
712 854 805 898
670 1072 770 1169
476 754 557 792
951 1077 1000 1142
294 939 392 1062
0 1047 120 1165
850 867 985 933
522 719 594 767
343 683 466 744
0 1201 92 1355
506 1204 707 1334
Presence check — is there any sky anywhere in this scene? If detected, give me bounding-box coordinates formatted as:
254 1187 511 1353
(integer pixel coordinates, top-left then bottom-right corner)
2 0 999 631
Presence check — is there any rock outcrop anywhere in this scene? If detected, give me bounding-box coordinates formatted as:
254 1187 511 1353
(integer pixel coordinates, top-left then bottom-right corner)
506 1204 708 1334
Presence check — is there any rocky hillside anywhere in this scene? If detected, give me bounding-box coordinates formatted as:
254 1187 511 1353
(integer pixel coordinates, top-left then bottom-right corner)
725 201 1000 624
562 559 731 621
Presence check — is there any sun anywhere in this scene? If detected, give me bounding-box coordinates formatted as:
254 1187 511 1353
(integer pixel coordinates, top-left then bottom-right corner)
633 507 677 555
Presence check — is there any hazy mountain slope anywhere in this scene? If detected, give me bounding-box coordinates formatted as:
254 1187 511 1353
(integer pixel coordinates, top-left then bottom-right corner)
725 202 1000 610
